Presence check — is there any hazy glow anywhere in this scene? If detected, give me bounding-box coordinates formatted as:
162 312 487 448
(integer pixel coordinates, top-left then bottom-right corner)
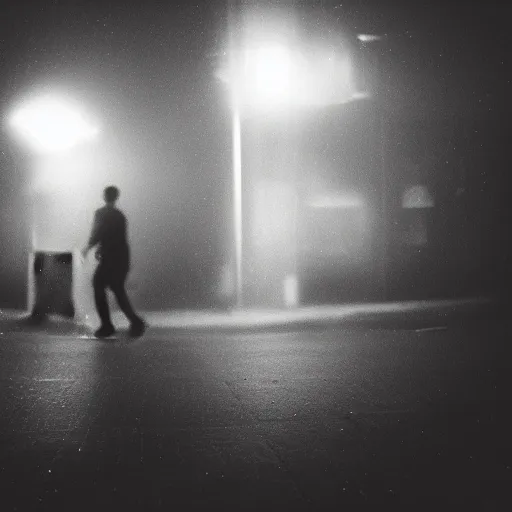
9 96 97 154
308 193 364 209
243 44 294 106
252 180 296 253
357 34 381 43
32 154 88 194
402 185 435 208
229 42 356 109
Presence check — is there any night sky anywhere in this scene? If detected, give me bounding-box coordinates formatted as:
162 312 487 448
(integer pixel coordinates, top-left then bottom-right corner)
0 0 510 308
1 1 508 118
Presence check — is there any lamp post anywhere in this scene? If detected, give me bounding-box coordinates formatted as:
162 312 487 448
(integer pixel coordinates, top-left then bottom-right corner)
231 95 243 309
220 4 365 309
227 0 243 309
228 42 296 309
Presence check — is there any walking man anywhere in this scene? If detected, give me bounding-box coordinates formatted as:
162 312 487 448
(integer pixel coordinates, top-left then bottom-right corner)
82 186 145 338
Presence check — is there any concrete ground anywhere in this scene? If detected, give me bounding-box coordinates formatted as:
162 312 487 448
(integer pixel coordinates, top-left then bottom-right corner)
0 307 509 511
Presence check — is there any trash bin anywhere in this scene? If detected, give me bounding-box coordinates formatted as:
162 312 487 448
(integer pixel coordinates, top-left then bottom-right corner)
28 251 75 318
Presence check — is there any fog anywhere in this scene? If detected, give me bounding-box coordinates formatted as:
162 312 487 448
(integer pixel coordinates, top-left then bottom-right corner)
0 1 508 311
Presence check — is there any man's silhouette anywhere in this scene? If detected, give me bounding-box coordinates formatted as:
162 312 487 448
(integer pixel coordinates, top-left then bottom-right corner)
82 186 145 338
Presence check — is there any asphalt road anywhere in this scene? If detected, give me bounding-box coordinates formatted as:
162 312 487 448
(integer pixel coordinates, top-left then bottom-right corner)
0 320 509 511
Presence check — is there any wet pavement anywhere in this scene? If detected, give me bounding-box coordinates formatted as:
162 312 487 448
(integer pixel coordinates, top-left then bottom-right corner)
0 318 510 510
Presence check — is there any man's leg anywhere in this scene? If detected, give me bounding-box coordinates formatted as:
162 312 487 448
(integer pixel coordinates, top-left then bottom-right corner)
93 266 114 331
110 273 142 324
110 276 145 337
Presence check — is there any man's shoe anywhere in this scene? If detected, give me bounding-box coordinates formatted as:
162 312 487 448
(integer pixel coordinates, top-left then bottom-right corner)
129 319 146 338
94 325 116 338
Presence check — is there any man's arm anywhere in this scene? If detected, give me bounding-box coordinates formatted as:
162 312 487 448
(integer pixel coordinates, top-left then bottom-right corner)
81 211 101 258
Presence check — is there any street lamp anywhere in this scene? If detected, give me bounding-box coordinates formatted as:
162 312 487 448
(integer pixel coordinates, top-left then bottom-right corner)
8 94 98 246
7 93 98 320
228 43 297 309
9 95 98 155
241 44 295 108
220 6 366 309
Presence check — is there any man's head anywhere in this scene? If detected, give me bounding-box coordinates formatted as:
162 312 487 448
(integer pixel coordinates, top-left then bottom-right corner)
103 186 120 205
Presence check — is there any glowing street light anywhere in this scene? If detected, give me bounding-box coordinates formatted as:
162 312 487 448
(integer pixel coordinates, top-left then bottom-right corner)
9 95 98 155
228 42 298 308
7 93 100 199
7 94 99 320
241 44 295 108
7 93 100 243
225 41 359 308
218 5 366 309
357 34 382 43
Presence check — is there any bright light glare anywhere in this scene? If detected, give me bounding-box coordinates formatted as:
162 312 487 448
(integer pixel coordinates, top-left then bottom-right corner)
232 43 357 109
357 34 381 43
9 96 98 154
243 45 294 106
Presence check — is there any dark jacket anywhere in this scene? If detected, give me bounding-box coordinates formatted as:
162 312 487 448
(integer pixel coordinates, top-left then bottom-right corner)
88 205 130 269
